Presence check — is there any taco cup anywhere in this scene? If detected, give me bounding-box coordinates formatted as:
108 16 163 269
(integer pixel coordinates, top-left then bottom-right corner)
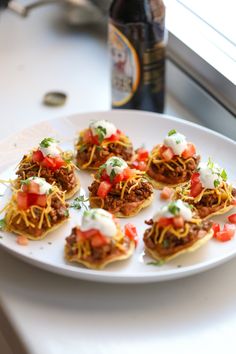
143 200 213 262
65 209 136 269
2 177 69 240
75 120 133 170
146 129 200 189
88 156 154 217
174 158 236 219
15 137 80 199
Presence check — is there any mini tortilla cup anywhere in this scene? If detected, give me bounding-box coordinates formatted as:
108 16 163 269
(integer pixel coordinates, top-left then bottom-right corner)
145 229 213 262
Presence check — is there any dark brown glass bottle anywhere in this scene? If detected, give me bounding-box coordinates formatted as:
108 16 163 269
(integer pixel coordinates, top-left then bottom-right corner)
109 0 166 113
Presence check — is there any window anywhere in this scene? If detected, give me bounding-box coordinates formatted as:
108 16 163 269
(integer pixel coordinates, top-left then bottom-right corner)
165 0 236 115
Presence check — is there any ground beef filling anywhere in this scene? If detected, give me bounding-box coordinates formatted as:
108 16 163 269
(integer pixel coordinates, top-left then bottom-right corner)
176 188 236 219
10 196 69 238
147 155 200 185
89 179 153 216
144 219 212 257
16 156 77 193
76 141 133 169
66 227 131 262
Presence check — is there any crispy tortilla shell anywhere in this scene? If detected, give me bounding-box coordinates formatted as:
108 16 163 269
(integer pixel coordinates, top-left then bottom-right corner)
65 240 135 270
7 217 68 241
145 229 213 262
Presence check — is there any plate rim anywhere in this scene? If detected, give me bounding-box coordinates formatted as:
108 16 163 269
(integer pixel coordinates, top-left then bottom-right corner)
0 109 235 283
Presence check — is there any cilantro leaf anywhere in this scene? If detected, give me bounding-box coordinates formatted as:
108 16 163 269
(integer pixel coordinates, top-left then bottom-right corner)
214 179 220 188
109 169 116 182
0 219 6 231
40 137 58 148
111 158 123 168
168 202 180 216
70 196 89 210
207 157 214 170
168 129 177 136
95 126 107 143
147 260 165 266
221 169 227 181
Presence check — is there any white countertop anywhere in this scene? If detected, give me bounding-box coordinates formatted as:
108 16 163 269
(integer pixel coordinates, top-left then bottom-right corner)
1 5 236 354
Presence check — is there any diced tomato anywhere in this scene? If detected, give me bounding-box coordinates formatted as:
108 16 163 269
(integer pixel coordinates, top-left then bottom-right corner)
53 156 66 170
91 233 108 247
16 235 29 246
172 216 184 229
97 181 112 198
35 194 47 207
132 160 147 171
41 156 56 169
113 173 124 184
190 182 203 197
101 170 111 182
160 146 175 161
224 223 236 233
212 223 220 238
215 230 234 242
228 214 236 224
75 228 86 242
137 148 149 161
32 150 44 163
116 129 122 135
182 143 196 159
158 217 173 228
83 129 93 144
124 223 138 247
17 191 29 210
123 167 134 180
107 133 119 142
160 187 174 200
191 172 200 183
232 199 236 206
82 229 99 239
190 173 203 197
27 181 40 194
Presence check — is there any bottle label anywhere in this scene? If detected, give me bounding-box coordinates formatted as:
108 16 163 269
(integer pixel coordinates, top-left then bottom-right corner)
109 23 140 107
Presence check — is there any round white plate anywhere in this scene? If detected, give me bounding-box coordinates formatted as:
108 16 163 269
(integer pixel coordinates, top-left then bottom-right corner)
0 110 235 283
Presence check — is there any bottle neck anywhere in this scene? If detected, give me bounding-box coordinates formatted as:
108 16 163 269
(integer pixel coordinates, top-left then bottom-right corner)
110 0 165 24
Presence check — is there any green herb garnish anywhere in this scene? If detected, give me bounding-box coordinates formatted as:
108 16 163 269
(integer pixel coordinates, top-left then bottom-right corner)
20 179 30 185
110 169 116 182
40 137 58 148
0 219 6 231
168 129 177 136
64 209 69 217
147 260 165 266
95 126 107 144
207 157 214 170
221 169 227 181
70 196 89 210
214 179 220 188
168 202 180 216
111 158 123 168
176 140 181 144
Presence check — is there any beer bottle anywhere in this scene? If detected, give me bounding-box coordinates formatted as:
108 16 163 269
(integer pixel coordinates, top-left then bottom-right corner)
109 0 166 113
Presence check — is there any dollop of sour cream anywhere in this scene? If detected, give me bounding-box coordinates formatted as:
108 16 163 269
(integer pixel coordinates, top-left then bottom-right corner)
24 177 52 195
163 130 187 156
198 160 226 189
39 138 60 157
154 200 192 222
80 209 117 238
90 120 117 139
104 157 128 177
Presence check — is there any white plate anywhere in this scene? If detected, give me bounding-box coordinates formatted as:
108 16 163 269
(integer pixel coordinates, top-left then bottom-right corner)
0 110 235 283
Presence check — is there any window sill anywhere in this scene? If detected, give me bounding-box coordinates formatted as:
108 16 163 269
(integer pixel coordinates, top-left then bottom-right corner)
165 0 236 116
